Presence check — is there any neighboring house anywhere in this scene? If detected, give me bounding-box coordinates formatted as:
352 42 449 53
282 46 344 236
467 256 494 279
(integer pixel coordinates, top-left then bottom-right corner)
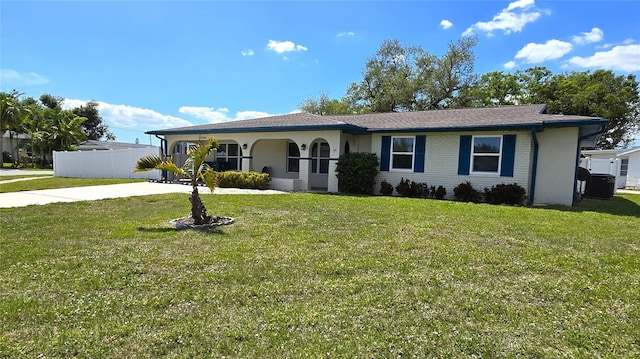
1 131 29 161
581 147 640 189
147 104 608 206
77 140 154 151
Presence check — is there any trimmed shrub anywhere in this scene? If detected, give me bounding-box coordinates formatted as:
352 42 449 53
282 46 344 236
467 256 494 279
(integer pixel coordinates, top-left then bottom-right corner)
453 181 482 203
434 185 447 200
335 152 380 195
395 178 428 198
484 183 527 205
2 151 12 163
216 171 271 190
380 180 394 196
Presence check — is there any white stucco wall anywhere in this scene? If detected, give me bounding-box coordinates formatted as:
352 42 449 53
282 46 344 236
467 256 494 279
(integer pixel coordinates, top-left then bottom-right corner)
370 131 532 200
534 127 579 206
625 152 640 189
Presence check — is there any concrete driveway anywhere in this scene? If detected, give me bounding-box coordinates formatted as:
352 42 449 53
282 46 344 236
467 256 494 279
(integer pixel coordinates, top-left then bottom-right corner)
0 178 286 208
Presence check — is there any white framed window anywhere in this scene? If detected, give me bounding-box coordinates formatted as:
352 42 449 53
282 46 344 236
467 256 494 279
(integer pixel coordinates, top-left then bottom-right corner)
391 136 415 171
471 136 502 174
287 142 300 173
620 158 629 176
216 143 242 171
311 142 330 174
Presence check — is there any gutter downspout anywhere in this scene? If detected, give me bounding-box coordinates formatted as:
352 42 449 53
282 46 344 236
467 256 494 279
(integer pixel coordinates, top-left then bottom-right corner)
529 127 539 205
572 140 582 206
155 135 168 181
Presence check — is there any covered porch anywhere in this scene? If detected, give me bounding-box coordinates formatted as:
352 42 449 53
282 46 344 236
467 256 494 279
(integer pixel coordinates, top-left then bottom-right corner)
162 130 345 193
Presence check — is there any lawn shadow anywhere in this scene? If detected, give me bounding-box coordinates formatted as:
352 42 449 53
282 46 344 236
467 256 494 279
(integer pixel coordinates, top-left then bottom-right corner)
544 195 640 217
137 226 228 235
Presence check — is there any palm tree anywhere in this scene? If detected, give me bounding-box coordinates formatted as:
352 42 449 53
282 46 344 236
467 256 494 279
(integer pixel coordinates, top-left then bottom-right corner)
134 137 219 225
0 90 24 167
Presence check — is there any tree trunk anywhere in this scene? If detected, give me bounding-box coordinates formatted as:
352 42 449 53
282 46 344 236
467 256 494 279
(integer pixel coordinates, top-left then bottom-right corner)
0 130 4 167
189 185 210 225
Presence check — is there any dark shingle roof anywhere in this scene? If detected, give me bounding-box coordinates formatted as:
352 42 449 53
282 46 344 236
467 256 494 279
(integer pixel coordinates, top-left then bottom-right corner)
147 104 607 135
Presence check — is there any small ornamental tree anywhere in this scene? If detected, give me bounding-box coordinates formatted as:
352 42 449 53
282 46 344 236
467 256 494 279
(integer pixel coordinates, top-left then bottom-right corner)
335 152 380 195
134 137 219 225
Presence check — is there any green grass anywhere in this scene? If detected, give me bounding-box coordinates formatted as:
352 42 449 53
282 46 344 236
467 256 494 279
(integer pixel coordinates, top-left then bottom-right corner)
1 193 639 357
0 177 145 193
0 174 53 181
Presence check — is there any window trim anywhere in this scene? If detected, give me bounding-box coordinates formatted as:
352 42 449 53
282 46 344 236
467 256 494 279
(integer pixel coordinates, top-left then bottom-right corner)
470 135 502 175
390 136 415 172
620 158 629 176
311 141 330 174
216 143 242 171
286 141 300 173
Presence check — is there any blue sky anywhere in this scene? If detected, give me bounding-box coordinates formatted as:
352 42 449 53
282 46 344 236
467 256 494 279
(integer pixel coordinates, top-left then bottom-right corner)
2 0 639 146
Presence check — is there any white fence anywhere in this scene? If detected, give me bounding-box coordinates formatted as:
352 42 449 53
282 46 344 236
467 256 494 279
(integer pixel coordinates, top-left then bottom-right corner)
53 147 162 180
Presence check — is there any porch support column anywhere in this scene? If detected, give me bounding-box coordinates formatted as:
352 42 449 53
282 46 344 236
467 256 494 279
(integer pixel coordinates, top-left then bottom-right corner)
241 157 252 172
327 160 338 193
299 158 310 191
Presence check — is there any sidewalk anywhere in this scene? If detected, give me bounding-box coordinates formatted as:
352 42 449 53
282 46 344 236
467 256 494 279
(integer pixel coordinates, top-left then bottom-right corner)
0 182 286 208
0 169 54 176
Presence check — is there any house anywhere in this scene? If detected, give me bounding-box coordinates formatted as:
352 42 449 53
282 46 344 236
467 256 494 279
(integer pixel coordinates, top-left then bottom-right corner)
146 104 608 206
1 131 29 162
77 139 155 151
581 147 640 189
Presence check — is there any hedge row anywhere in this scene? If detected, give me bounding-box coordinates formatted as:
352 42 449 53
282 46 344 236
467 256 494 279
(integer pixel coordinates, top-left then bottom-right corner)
216 171 271 190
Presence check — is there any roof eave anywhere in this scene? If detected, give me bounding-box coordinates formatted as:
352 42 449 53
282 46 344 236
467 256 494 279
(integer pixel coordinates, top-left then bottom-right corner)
146 123 368 136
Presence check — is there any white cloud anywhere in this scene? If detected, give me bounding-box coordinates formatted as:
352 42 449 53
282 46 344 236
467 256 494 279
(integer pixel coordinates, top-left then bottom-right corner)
0 69 49 86
572 27 604 45
506 0 535 11
241 49 254 56
440 20 453 30
63 99 192 129
178 106 273 123
336 31 355 37
515 39 573 63
267 40 308 54
462 0 544 36
504 61 517 69
567 44 640 72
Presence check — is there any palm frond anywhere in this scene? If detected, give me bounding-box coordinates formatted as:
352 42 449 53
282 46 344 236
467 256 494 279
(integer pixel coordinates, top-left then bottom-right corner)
198 168 217 193
155 161 188 177
134 154 164 172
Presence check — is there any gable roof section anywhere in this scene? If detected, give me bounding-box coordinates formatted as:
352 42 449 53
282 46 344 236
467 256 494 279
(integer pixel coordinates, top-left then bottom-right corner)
146 104 608 136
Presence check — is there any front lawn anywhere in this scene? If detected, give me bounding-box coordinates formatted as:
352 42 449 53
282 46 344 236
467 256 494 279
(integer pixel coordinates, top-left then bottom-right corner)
0 177 145 193
1 193 638 357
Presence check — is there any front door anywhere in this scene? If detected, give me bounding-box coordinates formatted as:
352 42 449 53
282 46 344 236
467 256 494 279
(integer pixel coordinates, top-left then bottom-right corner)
309 141 329 190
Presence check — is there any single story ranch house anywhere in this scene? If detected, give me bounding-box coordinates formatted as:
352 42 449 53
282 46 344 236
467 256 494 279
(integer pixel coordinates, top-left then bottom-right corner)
147 104 608 206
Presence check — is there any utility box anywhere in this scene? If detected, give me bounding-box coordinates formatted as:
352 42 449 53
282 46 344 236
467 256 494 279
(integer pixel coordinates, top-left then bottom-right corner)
584 174 616 200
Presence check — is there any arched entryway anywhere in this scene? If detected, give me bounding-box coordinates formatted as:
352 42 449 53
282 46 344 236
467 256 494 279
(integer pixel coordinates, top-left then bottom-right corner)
309 139 330 190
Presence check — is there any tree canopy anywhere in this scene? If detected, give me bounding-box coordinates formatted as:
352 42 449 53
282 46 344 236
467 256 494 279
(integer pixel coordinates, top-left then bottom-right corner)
300 38 639 149
0 90 116 167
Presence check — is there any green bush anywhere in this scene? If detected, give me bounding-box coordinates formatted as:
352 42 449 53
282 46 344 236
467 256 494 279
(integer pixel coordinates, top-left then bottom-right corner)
395 178 428 198
2 151 12 163
453 181 482 203
483 183 527 205
380 180 394 196
434 185 447 200
216 171 271 190
335 152 380 195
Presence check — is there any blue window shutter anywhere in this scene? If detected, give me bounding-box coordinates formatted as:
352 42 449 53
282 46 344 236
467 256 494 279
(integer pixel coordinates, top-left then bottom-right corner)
500 134 516 177
458 135 472 175
414 135 426 172
380 136 391 171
